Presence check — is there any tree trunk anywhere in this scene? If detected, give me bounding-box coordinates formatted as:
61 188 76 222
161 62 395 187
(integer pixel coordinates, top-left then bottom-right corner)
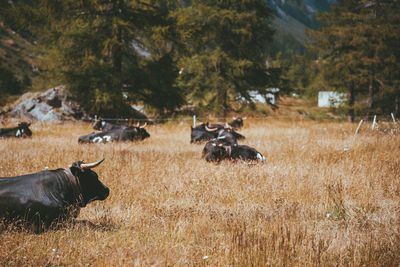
222 88 228 119
347 83 355 123
395 90 399 117
112 1 122 90
367 69 374 119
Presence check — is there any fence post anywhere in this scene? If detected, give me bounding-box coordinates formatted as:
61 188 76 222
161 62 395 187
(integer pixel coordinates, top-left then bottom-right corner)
391 113 397 124
193 115 196 127
354 119 363 136
371 115 377 130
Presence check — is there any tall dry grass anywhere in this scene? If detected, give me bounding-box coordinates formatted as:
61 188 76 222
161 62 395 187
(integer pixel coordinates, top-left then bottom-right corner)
0 119 399 266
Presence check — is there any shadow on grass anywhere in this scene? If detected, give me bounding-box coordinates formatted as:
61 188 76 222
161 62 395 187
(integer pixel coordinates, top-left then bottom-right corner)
0 218 119 234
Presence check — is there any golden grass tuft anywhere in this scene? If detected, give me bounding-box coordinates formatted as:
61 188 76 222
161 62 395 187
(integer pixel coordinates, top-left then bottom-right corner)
0 119 399 266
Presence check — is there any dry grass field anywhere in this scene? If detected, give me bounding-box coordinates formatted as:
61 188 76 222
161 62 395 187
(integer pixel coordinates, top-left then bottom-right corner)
0 118 399 266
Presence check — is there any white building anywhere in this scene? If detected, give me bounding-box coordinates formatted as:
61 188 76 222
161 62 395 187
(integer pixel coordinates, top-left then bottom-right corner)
318 91 346 108
244 88 280 105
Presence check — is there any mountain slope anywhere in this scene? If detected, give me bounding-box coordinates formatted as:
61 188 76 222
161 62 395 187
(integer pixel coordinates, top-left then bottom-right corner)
266 0 337 57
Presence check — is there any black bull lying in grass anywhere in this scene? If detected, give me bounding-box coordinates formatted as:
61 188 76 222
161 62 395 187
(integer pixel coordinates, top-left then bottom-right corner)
0 122 32 138
0 159 109 233
202 137 265 163
79 124 150 143
204 143 266 162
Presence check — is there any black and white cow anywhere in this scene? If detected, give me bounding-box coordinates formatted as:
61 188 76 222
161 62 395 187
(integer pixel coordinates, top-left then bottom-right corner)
0 122 32 138
0 159 109 232
79 125 150 143
204 143 265 163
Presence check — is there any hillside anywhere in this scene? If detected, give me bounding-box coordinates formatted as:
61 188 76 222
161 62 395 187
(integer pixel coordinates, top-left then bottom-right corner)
0 22 38 105
266 0 337 57
0 23 36 78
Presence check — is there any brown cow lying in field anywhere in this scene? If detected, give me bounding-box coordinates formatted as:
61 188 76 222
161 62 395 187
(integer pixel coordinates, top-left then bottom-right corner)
0 159 109 232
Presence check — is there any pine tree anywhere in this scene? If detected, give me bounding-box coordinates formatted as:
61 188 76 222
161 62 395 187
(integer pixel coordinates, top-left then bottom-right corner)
308 0 400 121
174 0 274 117
3 0 183 116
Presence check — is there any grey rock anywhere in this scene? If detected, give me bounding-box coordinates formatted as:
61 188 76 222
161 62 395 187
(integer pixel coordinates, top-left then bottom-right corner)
7 86 87 123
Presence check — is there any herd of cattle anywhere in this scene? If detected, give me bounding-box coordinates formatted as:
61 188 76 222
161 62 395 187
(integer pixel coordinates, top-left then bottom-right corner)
0 116 264 232
0 117 265 163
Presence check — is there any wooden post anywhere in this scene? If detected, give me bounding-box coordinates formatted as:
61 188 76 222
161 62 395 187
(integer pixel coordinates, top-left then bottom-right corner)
354 119 363 136
371 115 377 130
391 113 397 124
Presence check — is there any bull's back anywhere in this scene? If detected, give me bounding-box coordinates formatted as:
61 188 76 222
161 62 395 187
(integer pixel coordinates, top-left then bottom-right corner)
0 127 15 137
0 170 80 221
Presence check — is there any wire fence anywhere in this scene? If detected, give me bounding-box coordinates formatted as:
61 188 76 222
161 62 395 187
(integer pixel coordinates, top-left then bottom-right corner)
84 113 399 125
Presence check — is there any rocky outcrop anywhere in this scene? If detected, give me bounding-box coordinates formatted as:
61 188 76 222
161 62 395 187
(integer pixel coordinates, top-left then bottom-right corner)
3 86 150 123
5 86 87 123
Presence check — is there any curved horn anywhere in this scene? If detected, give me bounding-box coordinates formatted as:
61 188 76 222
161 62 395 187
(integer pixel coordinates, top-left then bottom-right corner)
134 122 140 127
233 116 236 120
205 125 219 132
139 122 147 128
81 158 105 169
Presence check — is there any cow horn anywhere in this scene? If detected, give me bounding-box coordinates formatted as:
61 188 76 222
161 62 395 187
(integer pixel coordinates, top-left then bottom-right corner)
134 122 140 127
224 122 231 129
81 158 105 169
205 125 219 132
233 116 236 120
217 135 226 139
139 122 147 128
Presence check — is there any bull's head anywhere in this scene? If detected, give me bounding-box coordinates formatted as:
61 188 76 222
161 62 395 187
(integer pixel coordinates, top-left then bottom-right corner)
18 122 32 137
70 159 109 206
93 118 105 130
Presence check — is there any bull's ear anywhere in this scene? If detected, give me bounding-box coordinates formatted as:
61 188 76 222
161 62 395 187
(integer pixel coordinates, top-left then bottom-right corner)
69 160 84 176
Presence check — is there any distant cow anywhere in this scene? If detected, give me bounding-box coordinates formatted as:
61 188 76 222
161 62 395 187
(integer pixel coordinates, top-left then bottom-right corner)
229 116 246 129
190 123 216 143
0 122 32 138
205 123 245 140
204 143 265 163
190 123 245 143
0 159 109 232
79 124 150 143
206 117 246 129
